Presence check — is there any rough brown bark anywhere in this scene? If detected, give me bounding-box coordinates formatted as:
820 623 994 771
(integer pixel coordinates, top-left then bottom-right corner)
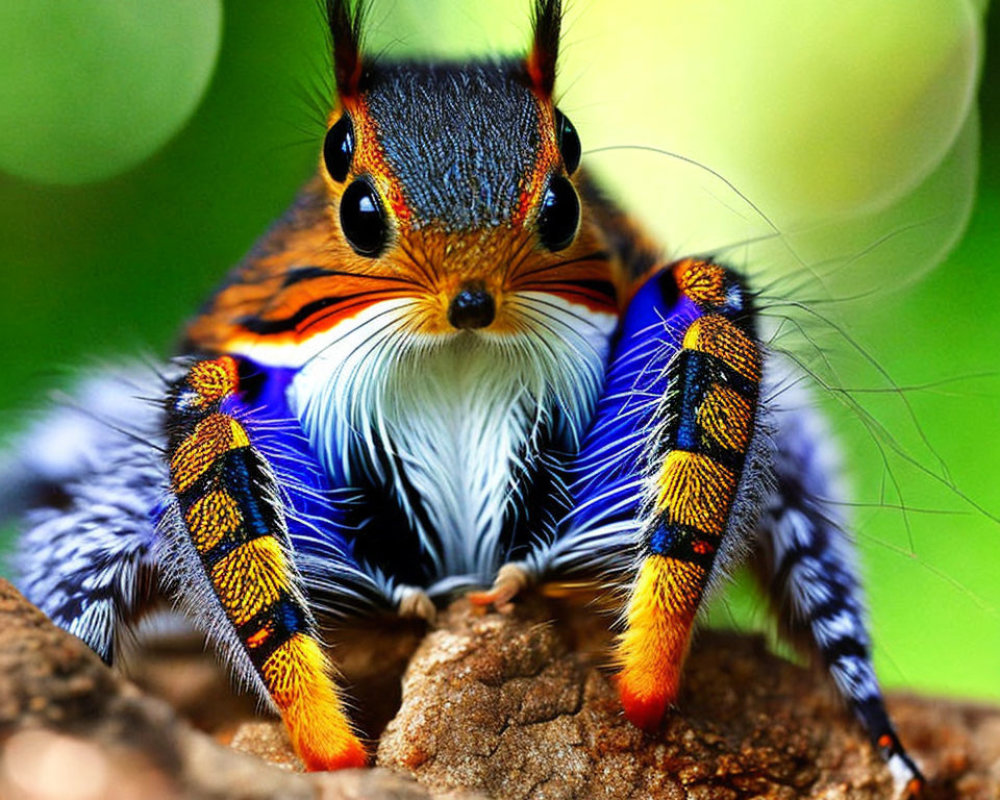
0 578 996 799
374 598 1000 799
0 579 473 800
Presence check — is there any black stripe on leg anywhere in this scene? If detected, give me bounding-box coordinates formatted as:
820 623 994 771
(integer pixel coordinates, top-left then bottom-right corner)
821 636 870 666
237 593 311 670
175 446 286 571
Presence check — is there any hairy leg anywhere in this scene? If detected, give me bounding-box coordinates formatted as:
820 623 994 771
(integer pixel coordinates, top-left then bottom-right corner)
160 356 366 770
543 259 769 727
5 366 167 662
753 381 924 796
615 260 766 727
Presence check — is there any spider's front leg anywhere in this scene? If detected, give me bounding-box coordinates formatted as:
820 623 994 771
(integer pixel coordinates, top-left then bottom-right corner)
614 259 765 727
550 257 923 795
544 257 766 727
160 356 366 770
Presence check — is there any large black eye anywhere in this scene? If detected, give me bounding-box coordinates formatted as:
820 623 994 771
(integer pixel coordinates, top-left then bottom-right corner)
537 175 580 252
554 109 581 174
340 178 388 257
323 114 354 182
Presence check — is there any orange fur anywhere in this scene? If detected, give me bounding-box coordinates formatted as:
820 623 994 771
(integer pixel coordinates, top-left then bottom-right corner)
682 315 761 383
261 634 367 771
187 356 239 406
170 414 250 494
617 556 705 730
696 383 753 452
653 451 736 537
673 259 726 307
245 623 274 651
184 489 242 552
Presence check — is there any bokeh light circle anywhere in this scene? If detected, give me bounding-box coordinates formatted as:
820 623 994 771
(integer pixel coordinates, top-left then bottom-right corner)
0 0 222 185
564 0 980 221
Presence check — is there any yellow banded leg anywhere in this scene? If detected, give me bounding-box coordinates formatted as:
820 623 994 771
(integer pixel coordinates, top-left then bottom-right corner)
167 356 365 770
616 259 762 731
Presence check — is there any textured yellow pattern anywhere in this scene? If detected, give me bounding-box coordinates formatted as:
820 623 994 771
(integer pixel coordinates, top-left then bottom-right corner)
682 315 761 383
653 450 735 536
617 555 705 730
170 414 250 494
261 634 367 770
210 537 288 626
696 383 753 452
185 488 242 552
673 259 726 307
187 356 239 406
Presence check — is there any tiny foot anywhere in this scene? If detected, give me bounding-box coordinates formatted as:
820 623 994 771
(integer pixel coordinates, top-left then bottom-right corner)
468 562 532 614
397 587 437 624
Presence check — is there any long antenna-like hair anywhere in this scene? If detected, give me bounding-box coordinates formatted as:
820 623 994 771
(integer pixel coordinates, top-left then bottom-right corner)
525 0 562 96
326 0 367 97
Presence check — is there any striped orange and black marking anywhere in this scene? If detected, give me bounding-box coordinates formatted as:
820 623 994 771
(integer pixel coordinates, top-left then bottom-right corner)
166 357 365 770
169 361 313 672
618 259 762 731
645 260 761 558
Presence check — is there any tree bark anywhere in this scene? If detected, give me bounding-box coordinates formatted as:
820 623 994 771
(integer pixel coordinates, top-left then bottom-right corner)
0 579 995 799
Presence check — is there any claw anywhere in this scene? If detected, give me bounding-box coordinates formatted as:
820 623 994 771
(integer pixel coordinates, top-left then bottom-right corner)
468 562 531 614
397 586 437 624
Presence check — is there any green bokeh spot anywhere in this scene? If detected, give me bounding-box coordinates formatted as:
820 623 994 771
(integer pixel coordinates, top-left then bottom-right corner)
0 0 222 186
563 0 980 222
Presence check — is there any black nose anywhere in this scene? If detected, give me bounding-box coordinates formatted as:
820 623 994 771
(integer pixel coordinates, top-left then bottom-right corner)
447 284 495 330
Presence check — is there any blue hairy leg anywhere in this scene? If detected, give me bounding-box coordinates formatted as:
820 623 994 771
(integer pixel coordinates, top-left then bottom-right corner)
753 387 925 794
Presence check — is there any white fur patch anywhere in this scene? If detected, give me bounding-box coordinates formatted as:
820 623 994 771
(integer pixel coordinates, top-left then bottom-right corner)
887 753 922 798
290 294 617 584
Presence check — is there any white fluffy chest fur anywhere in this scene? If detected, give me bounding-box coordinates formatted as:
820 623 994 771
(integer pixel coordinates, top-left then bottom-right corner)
288 295 617 583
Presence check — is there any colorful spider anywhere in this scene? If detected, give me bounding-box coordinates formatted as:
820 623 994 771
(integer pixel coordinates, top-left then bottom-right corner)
1 0 927 794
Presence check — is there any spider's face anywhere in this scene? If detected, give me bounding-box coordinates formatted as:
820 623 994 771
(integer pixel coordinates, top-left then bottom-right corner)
317 61 620 341
183 0 623 377
273 60 628 484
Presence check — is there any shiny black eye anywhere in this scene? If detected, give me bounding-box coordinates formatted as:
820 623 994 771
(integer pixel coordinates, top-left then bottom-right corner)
323 114 354 182
537 175 580 252
340 178 388 257
554 109 581 174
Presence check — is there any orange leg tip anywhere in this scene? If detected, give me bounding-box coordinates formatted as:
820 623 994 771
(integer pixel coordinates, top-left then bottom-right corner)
617 674 673 732
467 589 515 614
467 588 498 606
296 731 368 772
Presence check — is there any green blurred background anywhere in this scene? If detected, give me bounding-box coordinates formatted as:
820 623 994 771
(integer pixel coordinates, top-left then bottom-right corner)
0 1 997 701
